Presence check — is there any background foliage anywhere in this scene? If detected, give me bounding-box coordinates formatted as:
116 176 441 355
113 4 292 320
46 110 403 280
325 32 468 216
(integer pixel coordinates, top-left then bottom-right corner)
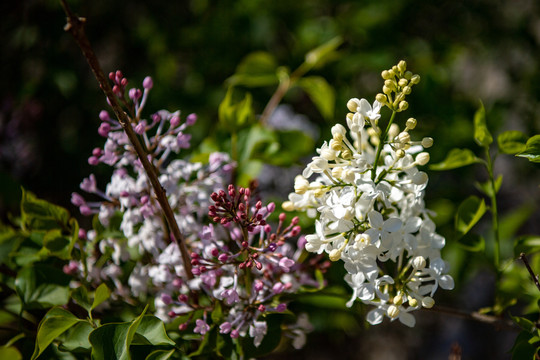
2 0 540 358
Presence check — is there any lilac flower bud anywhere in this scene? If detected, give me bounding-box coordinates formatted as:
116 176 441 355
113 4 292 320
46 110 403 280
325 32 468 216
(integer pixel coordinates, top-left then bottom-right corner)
291 226 301 236
272 282 284 294
88 156 99 166
170 115 181 128
80 205 92 216
98 122 111 137
192 267 201 276
172 278 183 288
161 293 172 305
218 253 228 263
230 329 239 338
92 148 103 156
178 323 188 331
186 113 197 125
211 248 219 257
71 192 85 206
78 229 87 239
219 322 232 334
135 121 146 135
279 213 286 222
297 236 307 249
264 224 272 233
254 279 264 292
268 243 277 252
129 88 142 101
266 202 276 213
276 303 287 312
99 110 111 122
178 294 188 303
151 113 161 123
258 304 266 312
143 76 153 89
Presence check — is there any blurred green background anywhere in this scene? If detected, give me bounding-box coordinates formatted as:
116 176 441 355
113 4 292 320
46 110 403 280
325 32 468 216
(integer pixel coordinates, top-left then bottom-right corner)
2 0 540 358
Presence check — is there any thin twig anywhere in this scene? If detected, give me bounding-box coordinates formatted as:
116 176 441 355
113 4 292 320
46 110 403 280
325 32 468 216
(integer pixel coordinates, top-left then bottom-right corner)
520 252 540 292
423 305 519 331
59 0 193 278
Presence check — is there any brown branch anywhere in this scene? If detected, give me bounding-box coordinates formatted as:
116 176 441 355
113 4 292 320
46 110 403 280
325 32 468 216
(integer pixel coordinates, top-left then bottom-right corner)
520 252 540 292
423 305 520 331
59 0 193 278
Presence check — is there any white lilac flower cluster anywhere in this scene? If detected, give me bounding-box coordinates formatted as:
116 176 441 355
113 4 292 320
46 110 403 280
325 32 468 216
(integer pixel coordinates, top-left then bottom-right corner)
69 71 319 349
284 61 454 327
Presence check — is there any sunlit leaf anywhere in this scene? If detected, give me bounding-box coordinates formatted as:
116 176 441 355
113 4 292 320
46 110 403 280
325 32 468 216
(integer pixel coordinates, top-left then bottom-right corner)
297 76 335 120
517 134 540 163
473 101 493 147
429 148 482 170
31 307 82 360
498 130 527 154
226 52 279 87
304 36 343 70
455 196 487 237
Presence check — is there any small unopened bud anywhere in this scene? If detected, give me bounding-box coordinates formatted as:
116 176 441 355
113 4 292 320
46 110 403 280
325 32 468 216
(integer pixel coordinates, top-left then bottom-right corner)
282 201 294 211
381 70 391 79
412 256 426 270
398 132 411 144
398 78 408 87
408 296 418 307
416 152 430 166
383 85 392 95
410 74 421 84
143 76 153 89
406 118 417 129
422 296 435 308
397 60 407 73
421 137 434 148
393 294 404 306
398 101 409 111
330 139 342 151
402 85 412 94
346 99 360 113
329 249 342 261
396 149 406 158
388 123 400 140
375 93 387 103
387 305 400 318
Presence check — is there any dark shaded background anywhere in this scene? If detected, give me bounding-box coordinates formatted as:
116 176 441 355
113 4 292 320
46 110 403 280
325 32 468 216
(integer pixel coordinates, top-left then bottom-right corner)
2 0 540 358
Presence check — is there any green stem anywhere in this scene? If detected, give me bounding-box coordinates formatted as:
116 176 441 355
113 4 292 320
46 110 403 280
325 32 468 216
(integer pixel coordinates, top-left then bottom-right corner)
371 110 397 181
485 147 500 271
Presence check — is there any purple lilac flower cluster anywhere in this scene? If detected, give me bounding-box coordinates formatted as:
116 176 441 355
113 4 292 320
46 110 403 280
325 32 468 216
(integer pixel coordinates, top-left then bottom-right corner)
69 71 321 349
158 182 319 347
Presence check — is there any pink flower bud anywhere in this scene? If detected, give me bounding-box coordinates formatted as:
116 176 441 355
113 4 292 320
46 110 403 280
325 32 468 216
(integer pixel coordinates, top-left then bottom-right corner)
99 110 111 122
143 76 153 89
186 113 197 125
170 115 181 127
98 122 111 137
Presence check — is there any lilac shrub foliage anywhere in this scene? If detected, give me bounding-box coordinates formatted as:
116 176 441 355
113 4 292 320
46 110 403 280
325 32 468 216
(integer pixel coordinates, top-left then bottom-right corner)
70 71 322 349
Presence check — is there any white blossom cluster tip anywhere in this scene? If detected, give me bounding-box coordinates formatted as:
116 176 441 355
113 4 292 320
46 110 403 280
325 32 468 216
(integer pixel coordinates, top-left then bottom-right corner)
284 61 454 327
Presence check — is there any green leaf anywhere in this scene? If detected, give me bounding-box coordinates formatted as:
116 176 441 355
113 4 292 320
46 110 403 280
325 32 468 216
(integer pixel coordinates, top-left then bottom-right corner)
456 233 485 252
145 349 175 360
0 227 23 265
31 307 82 360
226 52 279 87
89 305 148 360
511 315 536 333
20 188 70 232
473 101 493 147
304 36 343 70
71 286 91 314
497 130 528 154
429 148 482 170
514 236 540 257
0 346 22 360
218 88 254 132
511 331 539 360
517 134 540 163
131 316 175 346
15 264 71 309
58 321 94 352
297 76 335 120
474 175 502 198
454 196 487 237
91 283 111 311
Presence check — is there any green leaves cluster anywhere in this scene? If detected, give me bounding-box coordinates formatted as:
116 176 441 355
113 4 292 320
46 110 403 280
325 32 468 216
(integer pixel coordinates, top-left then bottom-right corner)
430 102 540 358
